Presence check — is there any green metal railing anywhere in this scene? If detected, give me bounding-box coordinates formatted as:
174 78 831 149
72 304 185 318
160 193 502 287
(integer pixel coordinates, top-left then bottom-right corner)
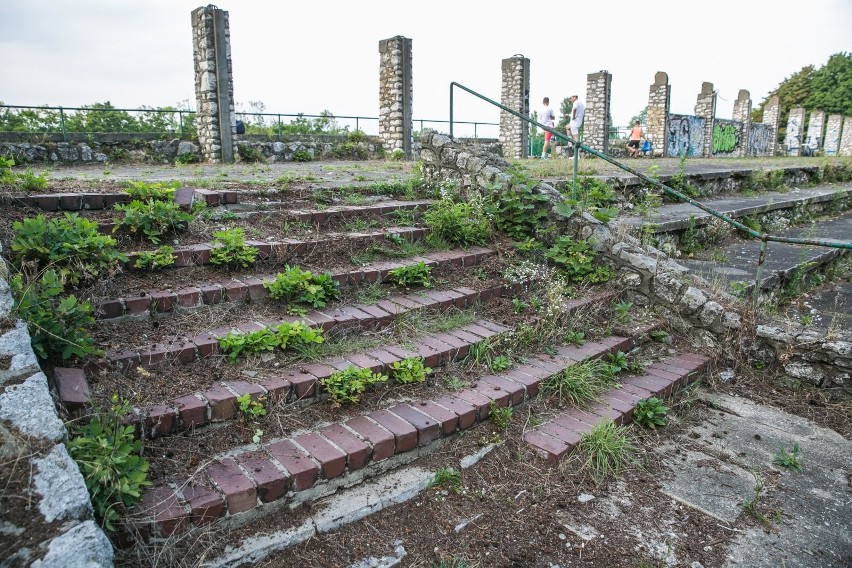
449 82 852 307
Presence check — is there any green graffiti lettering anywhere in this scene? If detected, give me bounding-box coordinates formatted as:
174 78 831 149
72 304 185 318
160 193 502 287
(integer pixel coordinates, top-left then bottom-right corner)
713 123 739 154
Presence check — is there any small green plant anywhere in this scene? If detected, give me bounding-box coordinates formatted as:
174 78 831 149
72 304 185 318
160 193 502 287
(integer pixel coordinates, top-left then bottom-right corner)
432 468 463 494
66 395 151 531
511 298 528 314
488 400 513 431
424 199 490 247
263 265 340 308
133 245 176 271
490 355 513 372
613 300 634 324
113 199 194 244
649 330 670 343
546 235 614 283
14 169 48 191
124 180 179 202
605 351 630 375
633 397 670 429
321 365 388 404
11 270 101 361
577 420 635 485
237 144 264 162
772 443 803 470
217 321 324 362
389 356 432 384
209 227 258 268
236 393 267 420
292 149 312 162
564 330 586 345
680 215 701 254
729 280 749 298
387 261 433 287
741 473 777 526
389 148 406 161
741 215 762 233
444 376 466 391
174 152 198 164
541 358 617 406
487 171 550 240
464 340 492 367
390 208 416 225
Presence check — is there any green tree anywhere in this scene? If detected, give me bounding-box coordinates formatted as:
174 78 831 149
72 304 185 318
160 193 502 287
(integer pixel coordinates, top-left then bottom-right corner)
629 106 648 127
805 52 852 115
557 97 574 131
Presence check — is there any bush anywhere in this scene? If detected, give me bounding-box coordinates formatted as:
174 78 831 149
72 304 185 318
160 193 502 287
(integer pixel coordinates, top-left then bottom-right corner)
174 152 198 164
633 397 669 429
237 144 264 162
209 227 258 268
424 199 490 247
123 180 179 202
67 396 151 531
263 265 340 307
546 235 614 283
292 149 312 162
578 420 635 485
488 172 550 241
113 200 194 244
11 213 127 286
11 270 100 361
321 365 388 404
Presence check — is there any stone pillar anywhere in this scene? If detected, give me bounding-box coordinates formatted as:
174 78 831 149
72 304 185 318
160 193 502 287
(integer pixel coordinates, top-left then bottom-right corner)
191 5 235 163
647 72 670 158
839 117 852 157
762 95 781 156
499 55 530 159
824 114 843 156
378 36 413 157
805 110 825 153
694 82 716 157
584 71 612 154
732 90 751 158
785 106 805 156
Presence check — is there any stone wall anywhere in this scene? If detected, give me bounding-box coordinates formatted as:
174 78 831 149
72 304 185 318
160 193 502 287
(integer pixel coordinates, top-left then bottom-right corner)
646 72 670 158
839 116 852 157
785 107 805 156
584 71 612 154
378 36 413 157
694 82 716 157
499 56 530 159
192 6 236 163
762 95 781 156
805 110 825 152
0 257 113 565
824 114 843 156
731 90 751 158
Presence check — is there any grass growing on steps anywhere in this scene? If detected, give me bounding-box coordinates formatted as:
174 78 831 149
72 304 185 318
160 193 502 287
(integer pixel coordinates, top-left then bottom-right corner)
577 420 635 486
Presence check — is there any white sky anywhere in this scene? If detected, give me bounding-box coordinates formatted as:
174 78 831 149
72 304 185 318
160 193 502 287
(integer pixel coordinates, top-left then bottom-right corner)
1 0 850 137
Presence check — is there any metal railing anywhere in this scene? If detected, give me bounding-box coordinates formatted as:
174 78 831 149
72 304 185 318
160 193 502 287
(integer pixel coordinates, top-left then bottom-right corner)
448 82 852 307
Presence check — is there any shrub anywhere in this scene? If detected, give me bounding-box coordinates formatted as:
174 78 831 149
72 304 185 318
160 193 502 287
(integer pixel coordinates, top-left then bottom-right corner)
209 227 258 268
174 152 198 164
578 420 635 485
67 396 151 531
0 157 48 190
237 143 264 162
633 397 670 429
263 265 340 307
387 261 432 287
134 246 175 271
113 200 194 244
488 173 550 241
216 321 324 362
389 357 432 384
292 149 312 162
541 358 617 406
321 365 388 404
11 213 127 286
11 270 100 361
124 180 179 202
424 199 490 247
546 235 613 283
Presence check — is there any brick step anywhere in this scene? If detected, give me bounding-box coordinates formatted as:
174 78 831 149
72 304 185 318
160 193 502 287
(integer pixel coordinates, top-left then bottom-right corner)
136 334 636 537
523 353 710 464
221 198 434 223
12 188 238 211
121 226 428 270
96 247 496 320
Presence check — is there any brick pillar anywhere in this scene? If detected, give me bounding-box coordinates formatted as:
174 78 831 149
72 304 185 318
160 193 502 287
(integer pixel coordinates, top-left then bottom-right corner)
647 72 670 158
762 95 781 156
785 107 805 156
824 114 843 156
805 110 825 153
191 6 235 163
584 71 612 154
694 82 716 157
499 55 530 159
732 90 751 158
378 36 413 158
839 117 852 157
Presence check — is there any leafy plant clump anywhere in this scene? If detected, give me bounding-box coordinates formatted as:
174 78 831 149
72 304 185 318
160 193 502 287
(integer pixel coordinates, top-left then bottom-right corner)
11 213 127 285
541 358 619 406
113 199 194 244
134 245 176 271
209 227 259 268
546 235 614 283
263 265 340 307
0 157 48 190
217 321 324 362
488 400 513 431
321 365 389 404
11 270 101 361
236 393 267 420
387 261 433 287
124 180 180 202
487 170 550 241
424 199 490 247
431 467 463 494
633 397 670 429
389 356 432 384
577 420 635 485
66 396 151 531
772 443 803 470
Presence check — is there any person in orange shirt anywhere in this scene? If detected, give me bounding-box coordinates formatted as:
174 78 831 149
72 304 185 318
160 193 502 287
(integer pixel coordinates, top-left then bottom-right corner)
626 121 644 158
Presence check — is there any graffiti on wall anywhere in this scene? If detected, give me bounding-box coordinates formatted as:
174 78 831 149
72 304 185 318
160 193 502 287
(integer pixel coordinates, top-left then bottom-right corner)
748 123 772 157
712 119 742 156
667 114 705 157
824 117 842 156
785 115 802 155
805 114 824 153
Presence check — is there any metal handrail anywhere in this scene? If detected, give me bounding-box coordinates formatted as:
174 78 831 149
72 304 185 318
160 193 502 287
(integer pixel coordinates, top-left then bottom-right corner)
448 82 852 306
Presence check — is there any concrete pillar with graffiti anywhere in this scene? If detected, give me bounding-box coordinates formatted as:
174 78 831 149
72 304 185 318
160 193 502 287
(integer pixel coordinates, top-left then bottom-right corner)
646 72 670 158
379 36 413 158
761 96 781 156
584 71 612 154
499 55 530 159
731 90 751 158
785 107 805 156
804 110 825 155
839 117 852 157
694 82 716 157
824 114 843 156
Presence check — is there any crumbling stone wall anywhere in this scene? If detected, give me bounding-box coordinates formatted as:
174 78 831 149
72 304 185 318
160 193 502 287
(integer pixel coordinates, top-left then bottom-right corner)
499 56 530 159
646 72 670 158
732 90 751 158
785 107 806 156
805 110 825 152
839 116 852 157
824 114 843 156
694 82 716 157
584 71 612 154
378 36 413 157
762 95 781 156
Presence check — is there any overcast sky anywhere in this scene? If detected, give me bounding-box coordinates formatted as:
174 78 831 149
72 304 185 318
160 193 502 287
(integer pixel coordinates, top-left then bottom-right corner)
2 0 850 137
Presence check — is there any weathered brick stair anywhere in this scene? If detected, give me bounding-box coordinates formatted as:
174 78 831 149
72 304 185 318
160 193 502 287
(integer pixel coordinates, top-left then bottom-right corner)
10 188 238 211
223 198 434 222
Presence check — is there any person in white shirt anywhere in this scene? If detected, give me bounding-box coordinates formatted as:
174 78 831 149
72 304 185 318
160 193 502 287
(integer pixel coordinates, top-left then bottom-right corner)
540 97 556 159
566 94 585 141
